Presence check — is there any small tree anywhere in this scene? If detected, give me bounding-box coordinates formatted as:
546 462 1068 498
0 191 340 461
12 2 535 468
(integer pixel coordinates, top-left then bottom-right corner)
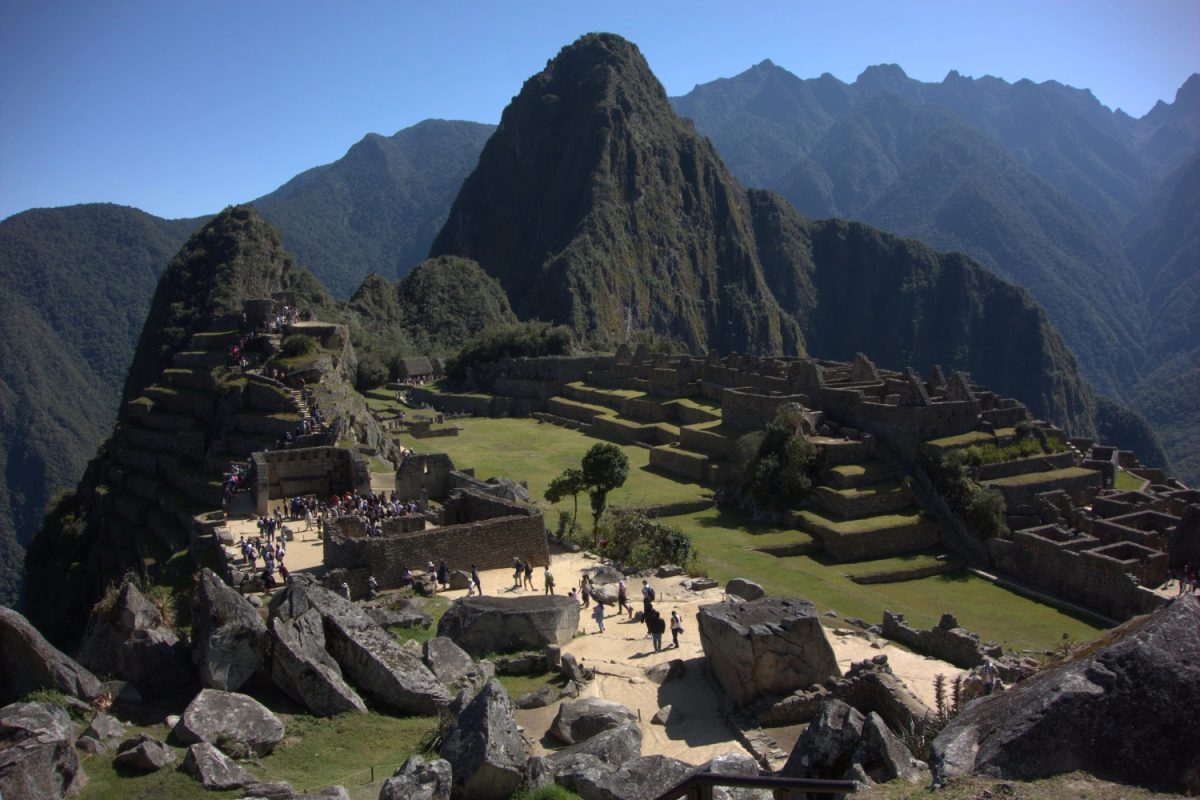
544 467 586 540
581 443 630 546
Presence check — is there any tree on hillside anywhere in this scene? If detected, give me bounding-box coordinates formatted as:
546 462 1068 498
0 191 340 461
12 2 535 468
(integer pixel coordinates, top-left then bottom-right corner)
581 443 630 546
544 466 586 540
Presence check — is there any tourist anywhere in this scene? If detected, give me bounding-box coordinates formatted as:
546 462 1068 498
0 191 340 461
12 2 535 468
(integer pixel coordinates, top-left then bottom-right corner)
513 557 523 589
592 600 606 634
279 563 290 584
262 568 277 591
367 575 379 598
467 577 477 596
544 566 555 595
523 559 535 591
341 581 351 601
647 608 666 652
471 564 482 595
670 609 683 648
981 660 998 695
567 587 578 602
437 560 450 591
400 565 413 586
618 580 631 618
580 574 592 607
641 579 655 616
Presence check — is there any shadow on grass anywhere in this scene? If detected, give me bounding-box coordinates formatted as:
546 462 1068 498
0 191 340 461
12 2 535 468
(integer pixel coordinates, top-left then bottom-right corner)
686 507 794 536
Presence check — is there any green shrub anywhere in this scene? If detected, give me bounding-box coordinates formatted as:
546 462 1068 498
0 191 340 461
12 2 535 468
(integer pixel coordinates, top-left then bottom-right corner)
964 485 1007 539
357 354 390 390
280 333 318 358
739 407 819 509
597 508 696 570
446 321 573 382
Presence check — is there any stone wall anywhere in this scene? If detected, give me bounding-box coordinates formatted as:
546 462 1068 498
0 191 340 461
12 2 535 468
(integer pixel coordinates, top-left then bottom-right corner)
721 388 809 432
880 612 999 669
975 452 1077 481
394 453 457 501
250 447 369 515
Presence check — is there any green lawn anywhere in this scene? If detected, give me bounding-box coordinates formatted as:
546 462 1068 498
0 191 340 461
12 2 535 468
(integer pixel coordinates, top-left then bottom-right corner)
670 507 1101 652
985 467 1097 486
1114 469 1147 491
798 509 927 535
392 417 707 513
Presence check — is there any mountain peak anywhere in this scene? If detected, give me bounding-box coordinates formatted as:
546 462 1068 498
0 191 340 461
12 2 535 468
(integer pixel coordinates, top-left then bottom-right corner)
856 63 910 85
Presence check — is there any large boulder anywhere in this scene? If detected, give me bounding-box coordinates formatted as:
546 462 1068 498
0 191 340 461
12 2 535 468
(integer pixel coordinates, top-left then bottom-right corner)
269 610 366 716
693 752 774 800
697 597 839 707
438 680 527 800
270 581 449 715
547 721 642 770
0 606 101 703
583 565 625 585
423 637 488 696
77 580 194 699
932 595 1200 793
379 754 452 800
854 712 925 784
366 600 432 630
0 701 84 800
174 688 285 758
437 596 580 656
181 741 256 790
192 568 268 691
725 578 765 601
780 698 865 779
556 754 694 800
113 733 175 773
550 698 638 745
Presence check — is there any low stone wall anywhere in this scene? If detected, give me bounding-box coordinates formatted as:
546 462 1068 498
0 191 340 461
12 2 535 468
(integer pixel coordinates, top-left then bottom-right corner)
975 452 1077 481
985 469 1102 510
679 425 741 460
721 388 809 432
811 484 914 519
809 517 940 562
250 446 369 515
881 611 998 669
648 446 709 483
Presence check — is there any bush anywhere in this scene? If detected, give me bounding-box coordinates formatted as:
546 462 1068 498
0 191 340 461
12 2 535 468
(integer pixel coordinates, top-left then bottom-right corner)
739 407 819 509
357 354 390 390
596 508 696 570
280 333 318 358
445 321 573 382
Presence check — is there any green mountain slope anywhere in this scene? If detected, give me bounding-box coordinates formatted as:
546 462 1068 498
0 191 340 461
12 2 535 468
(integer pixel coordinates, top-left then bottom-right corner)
0 205 201 607
253 119 495 297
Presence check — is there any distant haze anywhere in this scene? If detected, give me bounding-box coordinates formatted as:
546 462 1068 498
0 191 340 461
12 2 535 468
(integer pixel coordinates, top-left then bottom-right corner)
1 0 1197 220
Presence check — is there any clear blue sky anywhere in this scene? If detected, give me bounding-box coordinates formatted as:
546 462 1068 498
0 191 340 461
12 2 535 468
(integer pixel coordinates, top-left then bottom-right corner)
2 0 1196 221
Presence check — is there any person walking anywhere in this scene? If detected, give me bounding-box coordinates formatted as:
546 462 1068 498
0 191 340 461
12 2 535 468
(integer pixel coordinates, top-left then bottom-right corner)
513 557 523 589
670 608 683 648
617 580 632 618
648 609 666 652
641 579 655 616
544 566 556 595
523 559 535 591
592 600 606 634
471 564 482 595
341 581 351 601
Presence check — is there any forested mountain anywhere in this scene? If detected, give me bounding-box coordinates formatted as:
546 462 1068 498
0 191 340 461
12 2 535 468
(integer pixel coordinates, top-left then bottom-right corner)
0 205 201 607
673 60 1196 481
432 33 1103 440
253 119 496 296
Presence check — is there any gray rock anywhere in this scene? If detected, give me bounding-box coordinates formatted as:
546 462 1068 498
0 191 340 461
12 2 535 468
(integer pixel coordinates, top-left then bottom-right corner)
725 578 766 601
448 570 472 591
77 581 193 700
241 780 296 799
682 577 719 591
583 565 625 585
296 787 350 800
557 753 694 800
842 762 875 787
436 596 580 657
424 637 485 695
0 606 101 704
547 721 643 770
932 594 1200 793
270 610 366 716
544 644 562 670
0 701 84 800
100 679 143 708
83 711 125 742
560 652 592 683
439 680 527 800
270 582 449 715
515 685 558 709
379 754 452 800
590 583 620 605
114 733 175 772
524 755 554 790
174 688 285 758
651 706 671 725
698 597 840 707
192 568 267 691
75 735 106 754
644 659 685 685
655 565 683 578
694 752 774 800
366 600 432 630
550 697 638 745
854 712 924 784
181 741 255 790
780 698 865 778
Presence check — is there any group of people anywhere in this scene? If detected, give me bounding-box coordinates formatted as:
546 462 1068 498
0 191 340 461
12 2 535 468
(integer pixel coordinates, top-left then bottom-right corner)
563 573 683 652
239 535 289 589
1172 563 1199 594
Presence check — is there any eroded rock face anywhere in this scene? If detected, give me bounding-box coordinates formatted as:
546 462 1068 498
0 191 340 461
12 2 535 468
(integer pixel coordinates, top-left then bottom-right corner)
438 680 527 800
436 596 580 656
0 701 84 800
854 712 925 784
192 568 267 691
547 721 643 770
0 606 101 704
181 741 255 790
780 698 864 779
174 688 285 758
269 610 366 717
270 581 449 715
556 754 694 800
379 754 452 800
550 697 638 745
77 581 193 700
698 597 840 707
932 595 1200 793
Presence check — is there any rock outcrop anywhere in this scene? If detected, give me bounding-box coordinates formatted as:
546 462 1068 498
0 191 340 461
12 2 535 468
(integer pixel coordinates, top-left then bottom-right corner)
556 754 694 800
269 610 366 716
181 741 256 790
192 568 268 691
365 600 431 630
550 697 639 745
725 578 766 601
780 698 865 779
423 637 489 696
698 597 840 706
379 754 452 800
0 701 84 800
0 606 101 704
113 733 175 772
438 680 527 800
174 688 285 758
932 595 1200 793
436 596 580 656
77 580 193 699
271 581 449 714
